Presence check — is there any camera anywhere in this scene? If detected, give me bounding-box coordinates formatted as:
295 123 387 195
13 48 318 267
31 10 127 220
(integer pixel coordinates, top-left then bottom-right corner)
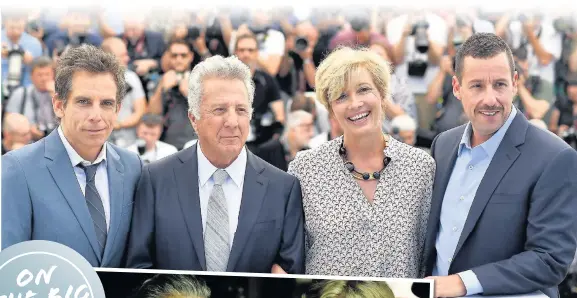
204 14 222 39
411 20 430 53
2 44 25 99
294 36 309 52
26 20 41 33
186 25 202 41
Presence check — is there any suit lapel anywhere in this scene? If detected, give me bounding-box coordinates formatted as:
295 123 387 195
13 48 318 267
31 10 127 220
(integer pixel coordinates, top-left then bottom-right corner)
101 146 124 265
227 151 268 271
174 144 207 270
425 126 464 274
452 113 527 259
44 130 101 263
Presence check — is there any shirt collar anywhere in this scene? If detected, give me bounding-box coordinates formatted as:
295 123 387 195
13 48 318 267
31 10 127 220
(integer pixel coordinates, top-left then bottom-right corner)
459 105 518 158
197 142 247 188
58 126 107 167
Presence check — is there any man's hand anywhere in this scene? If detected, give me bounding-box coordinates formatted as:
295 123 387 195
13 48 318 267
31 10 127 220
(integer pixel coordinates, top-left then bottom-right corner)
440 55 453 74
133 59 157 76
271 264 287 274
425 275 467 298
161 71 179 91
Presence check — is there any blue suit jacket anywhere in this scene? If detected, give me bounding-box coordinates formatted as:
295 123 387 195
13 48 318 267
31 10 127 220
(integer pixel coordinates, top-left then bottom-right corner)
423 112 577 298
125 143 305 274
1 129 143 267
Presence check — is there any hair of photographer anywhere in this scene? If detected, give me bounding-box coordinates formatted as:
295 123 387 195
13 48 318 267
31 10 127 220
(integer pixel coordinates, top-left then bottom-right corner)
315 280 395 298
187 55 255 120
30 56 54 73
140 113 164 128
289 92 317 115
133 274 211 298
282 109 314 139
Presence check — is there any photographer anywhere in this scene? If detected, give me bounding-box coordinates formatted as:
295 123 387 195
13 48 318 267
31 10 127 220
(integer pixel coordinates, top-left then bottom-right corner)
328 9 389 53
4 56 57 141
514 60 552 121
496 12 562 124
277 20 318 98
126 114 178 163
229 9 286 76
1 12 43 101
425 53 467 135
102 37 148 148
369 41 418 135
549 73 577 149
234 34 285 149
386 11 448 129
120 14 165 91
148 39 196 150
44 10 103 59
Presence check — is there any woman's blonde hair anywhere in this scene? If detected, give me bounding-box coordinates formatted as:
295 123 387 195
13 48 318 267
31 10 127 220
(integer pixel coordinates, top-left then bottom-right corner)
316 280 395 298
315 46 393 112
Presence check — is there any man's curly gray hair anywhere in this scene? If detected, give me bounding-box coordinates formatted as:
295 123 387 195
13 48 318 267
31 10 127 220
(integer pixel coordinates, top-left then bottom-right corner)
187 55 255 119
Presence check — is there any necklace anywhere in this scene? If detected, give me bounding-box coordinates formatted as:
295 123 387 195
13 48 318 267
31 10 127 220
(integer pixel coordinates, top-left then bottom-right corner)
338 134 392 181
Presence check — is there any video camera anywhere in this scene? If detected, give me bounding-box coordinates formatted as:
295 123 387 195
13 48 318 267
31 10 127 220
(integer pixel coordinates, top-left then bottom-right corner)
407 19 430 78
411 19 430 53
2 44 25 100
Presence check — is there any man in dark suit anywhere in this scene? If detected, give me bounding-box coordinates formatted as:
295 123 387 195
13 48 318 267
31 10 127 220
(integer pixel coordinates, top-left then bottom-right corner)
423 33 577 298
1 44 143 267
125 55 305 274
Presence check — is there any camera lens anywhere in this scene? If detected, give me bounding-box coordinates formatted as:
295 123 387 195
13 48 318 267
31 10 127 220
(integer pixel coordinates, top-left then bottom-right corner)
294 37 308 52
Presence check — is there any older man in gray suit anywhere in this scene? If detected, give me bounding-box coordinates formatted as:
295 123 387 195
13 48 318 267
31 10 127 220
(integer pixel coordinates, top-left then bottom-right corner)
125 55 305 274
423 33 577 298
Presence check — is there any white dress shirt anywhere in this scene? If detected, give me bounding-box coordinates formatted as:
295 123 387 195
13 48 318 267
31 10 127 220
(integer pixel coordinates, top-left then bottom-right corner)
58 126 110 231
197 143 247 249
126 140 178 163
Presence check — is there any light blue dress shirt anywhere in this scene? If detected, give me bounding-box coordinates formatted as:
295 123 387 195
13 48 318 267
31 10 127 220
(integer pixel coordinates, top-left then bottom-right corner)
432 106 518 295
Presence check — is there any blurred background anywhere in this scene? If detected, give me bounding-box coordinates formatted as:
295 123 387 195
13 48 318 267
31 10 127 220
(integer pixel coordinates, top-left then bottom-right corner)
2 4 577 296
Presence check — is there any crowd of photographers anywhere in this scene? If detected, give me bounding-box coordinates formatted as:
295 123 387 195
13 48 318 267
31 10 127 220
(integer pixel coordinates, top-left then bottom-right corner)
1 6 577 162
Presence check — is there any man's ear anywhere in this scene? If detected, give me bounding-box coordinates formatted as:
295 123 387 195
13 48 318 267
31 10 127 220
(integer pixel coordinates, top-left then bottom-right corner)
452 75 462 102
188 112 198 132
52 93 65 118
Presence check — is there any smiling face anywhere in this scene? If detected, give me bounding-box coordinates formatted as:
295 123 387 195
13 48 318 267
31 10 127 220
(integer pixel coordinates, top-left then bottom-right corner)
53 70 120 160
453 52 518 146
329 67 385 138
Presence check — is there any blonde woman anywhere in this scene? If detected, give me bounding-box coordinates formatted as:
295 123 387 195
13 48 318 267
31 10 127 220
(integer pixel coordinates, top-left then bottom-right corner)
312 280 395 298
287 47 435 278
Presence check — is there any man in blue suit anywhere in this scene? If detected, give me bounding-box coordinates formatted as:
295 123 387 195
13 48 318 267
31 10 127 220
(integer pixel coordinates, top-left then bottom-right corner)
423 33 577 298
2 44 143 268
125 55 305 274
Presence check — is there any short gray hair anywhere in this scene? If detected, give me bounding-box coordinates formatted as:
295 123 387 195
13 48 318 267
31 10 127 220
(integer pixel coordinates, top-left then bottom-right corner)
55 44 126 107
283 110 313 137
391 114 417 131
187 55 255 119
139 275 211 298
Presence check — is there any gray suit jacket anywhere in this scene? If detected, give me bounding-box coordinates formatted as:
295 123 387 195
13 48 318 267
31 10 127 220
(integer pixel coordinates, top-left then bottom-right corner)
423 112 577 298
1 129 143 267
125 143 305 273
